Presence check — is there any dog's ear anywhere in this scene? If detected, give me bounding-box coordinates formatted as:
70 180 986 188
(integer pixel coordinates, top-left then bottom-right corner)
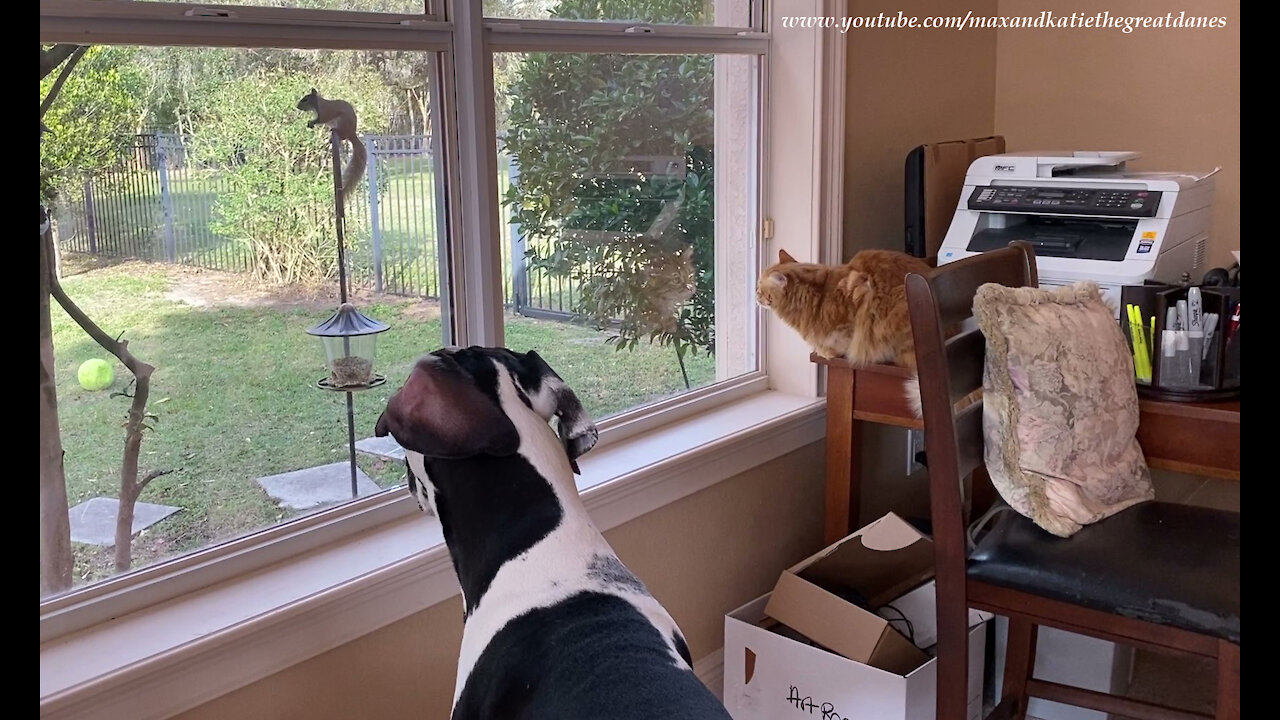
375 354 520 460
524 350 599 474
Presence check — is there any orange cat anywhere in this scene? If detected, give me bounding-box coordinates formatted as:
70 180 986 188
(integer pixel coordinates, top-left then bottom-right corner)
756 248 931 369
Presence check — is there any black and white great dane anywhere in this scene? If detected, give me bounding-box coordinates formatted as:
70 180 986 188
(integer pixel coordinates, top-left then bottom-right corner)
374 346 733 720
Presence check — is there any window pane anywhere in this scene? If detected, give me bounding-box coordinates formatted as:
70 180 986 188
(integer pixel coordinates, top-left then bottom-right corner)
40 45 449 598
484 0 752 26
496 51 759 421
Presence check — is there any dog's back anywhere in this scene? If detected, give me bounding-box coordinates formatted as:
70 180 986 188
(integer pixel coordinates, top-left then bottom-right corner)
454 592 727 720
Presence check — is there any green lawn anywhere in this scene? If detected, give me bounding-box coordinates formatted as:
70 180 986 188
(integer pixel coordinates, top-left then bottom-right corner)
50 257 714 587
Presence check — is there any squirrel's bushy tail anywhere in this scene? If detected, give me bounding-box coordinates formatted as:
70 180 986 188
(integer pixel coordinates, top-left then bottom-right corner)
340 133 367 200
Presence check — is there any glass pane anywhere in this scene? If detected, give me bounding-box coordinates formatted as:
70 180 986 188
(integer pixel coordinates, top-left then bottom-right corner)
40 45 450 598
496 51 759 422
484 0 752 26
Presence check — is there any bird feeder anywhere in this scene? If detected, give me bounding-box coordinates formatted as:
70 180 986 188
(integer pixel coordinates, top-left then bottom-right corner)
307 302 390 391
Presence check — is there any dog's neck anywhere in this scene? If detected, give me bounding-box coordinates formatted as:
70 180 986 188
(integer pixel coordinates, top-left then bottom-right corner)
416 453 572 617
414 372 598 617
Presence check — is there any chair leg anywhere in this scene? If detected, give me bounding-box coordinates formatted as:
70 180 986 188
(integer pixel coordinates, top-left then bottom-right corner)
936 603 974 720
1000 618 1038 720
1215 640 1240 720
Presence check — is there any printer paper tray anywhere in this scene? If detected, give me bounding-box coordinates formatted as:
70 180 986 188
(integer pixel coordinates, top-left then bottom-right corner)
966 222 1133 261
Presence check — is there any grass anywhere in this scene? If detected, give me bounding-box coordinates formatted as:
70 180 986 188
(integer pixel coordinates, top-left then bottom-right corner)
49 256 714 587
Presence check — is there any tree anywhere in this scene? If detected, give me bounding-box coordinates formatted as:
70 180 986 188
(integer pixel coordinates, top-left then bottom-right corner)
185 69 394 284
41 43 85 595
501 0 716 384
40 45 145 203
41 44 171 585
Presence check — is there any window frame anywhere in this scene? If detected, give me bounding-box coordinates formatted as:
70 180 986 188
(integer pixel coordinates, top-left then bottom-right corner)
39 0 846 649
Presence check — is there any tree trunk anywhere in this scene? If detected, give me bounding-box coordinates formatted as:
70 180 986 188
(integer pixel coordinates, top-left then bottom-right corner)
417 88 431 139
40 219 75 596
405 88 416 137
45 226 162 574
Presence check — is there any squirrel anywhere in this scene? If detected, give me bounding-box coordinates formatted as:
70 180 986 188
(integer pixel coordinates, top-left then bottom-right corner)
296 88 367 201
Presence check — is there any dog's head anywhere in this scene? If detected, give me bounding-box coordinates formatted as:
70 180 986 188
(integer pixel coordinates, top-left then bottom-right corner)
374 347 599 505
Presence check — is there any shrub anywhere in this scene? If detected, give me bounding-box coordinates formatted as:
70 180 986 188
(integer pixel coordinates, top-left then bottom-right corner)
186 70 393 285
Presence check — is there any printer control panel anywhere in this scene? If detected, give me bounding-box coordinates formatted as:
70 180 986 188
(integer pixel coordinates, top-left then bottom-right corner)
968 186 1162 217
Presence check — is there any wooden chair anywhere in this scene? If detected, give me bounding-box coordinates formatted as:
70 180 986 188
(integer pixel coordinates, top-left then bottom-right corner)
904 242 1240 720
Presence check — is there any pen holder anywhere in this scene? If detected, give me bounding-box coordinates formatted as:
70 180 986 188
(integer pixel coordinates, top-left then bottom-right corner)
1120 283 1240 402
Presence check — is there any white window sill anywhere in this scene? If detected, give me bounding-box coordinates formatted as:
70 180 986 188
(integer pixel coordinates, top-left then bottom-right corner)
39 390 825 720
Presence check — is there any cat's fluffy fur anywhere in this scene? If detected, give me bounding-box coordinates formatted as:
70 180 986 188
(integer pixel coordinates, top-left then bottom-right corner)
756 248 932 415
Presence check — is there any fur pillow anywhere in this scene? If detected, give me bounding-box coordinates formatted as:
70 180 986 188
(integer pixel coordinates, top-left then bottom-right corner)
973 281 1154 538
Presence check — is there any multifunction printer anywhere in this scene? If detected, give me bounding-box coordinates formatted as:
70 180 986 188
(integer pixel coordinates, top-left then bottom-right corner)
937 151 1216 314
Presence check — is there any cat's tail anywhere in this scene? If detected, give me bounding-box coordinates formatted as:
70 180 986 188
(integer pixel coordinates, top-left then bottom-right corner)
904 374 923 418
902 375 983 420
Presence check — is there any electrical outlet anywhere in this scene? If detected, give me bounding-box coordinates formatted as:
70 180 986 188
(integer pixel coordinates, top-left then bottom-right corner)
906 428 926 475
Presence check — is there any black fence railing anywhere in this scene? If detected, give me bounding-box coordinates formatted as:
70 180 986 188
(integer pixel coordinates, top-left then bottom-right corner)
53 133 577 317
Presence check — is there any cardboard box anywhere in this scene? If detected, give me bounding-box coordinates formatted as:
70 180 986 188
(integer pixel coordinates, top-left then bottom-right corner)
763 512 938 674
722 513 990 720
878 579 992 651
724 594 987 720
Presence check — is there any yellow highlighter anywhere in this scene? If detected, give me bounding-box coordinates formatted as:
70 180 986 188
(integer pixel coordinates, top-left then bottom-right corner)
1127 305 1152 382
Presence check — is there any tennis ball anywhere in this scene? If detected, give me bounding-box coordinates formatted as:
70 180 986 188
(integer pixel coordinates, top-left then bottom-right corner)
78 359 115 391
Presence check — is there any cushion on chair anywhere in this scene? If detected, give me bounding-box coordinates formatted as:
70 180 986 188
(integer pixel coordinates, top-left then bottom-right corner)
974 281 1155 538
968 501 1240 642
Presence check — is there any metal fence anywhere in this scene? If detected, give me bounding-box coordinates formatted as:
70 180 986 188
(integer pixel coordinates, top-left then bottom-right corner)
53 133 573 316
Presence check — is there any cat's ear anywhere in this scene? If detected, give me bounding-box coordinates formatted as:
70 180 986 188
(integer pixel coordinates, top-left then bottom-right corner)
778 249 797 264
768 271 787 287
837 270 869 295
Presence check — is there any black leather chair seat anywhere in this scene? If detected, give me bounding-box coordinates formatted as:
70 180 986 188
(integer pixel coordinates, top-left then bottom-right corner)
968 501 1240 642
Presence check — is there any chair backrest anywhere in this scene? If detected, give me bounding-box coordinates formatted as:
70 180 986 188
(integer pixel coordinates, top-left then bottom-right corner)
904 242 1037 565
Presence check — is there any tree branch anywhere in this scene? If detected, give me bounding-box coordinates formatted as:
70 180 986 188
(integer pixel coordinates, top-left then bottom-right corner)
138 468 175 493
44 229 158 573
40 44 83 80
48 273 155 381
40 45 89 121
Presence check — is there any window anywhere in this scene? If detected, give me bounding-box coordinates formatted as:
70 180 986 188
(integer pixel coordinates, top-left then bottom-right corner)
496 50 760 420
42 44 451 597
482 0 756 27
39 0 773 612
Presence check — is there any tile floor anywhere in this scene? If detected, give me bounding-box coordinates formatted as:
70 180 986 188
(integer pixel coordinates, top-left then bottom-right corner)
1109 648 1217 719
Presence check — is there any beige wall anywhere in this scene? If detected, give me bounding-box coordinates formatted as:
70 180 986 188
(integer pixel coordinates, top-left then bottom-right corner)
842 0 1000 260
841 0 1242 269
994 0 1241 268
842 0 1000 522
175 442 826 720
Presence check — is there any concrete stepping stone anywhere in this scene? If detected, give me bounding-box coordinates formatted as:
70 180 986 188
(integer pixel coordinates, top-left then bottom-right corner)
68 497 182 547
256 461 381 510
355 435 406 461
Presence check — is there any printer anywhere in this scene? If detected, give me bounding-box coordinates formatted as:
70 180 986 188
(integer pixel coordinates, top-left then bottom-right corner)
937 151 1215 314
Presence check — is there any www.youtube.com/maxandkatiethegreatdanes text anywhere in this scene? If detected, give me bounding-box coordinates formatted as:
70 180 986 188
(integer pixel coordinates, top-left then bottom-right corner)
779 11 1229 34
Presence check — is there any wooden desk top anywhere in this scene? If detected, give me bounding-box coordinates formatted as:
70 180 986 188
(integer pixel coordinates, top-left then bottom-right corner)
813 353 1240 480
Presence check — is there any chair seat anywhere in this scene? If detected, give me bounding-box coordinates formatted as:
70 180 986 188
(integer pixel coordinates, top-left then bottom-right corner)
968 501 1240 643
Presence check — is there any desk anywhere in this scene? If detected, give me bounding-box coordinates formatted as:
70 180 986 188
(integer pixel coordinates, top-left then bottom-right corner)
814 353 1241 544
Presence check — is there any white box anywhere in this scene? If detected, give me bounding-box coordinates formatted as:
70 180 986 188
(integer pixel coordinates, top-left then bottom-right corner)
724 593 987 720
992 618 1134 720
